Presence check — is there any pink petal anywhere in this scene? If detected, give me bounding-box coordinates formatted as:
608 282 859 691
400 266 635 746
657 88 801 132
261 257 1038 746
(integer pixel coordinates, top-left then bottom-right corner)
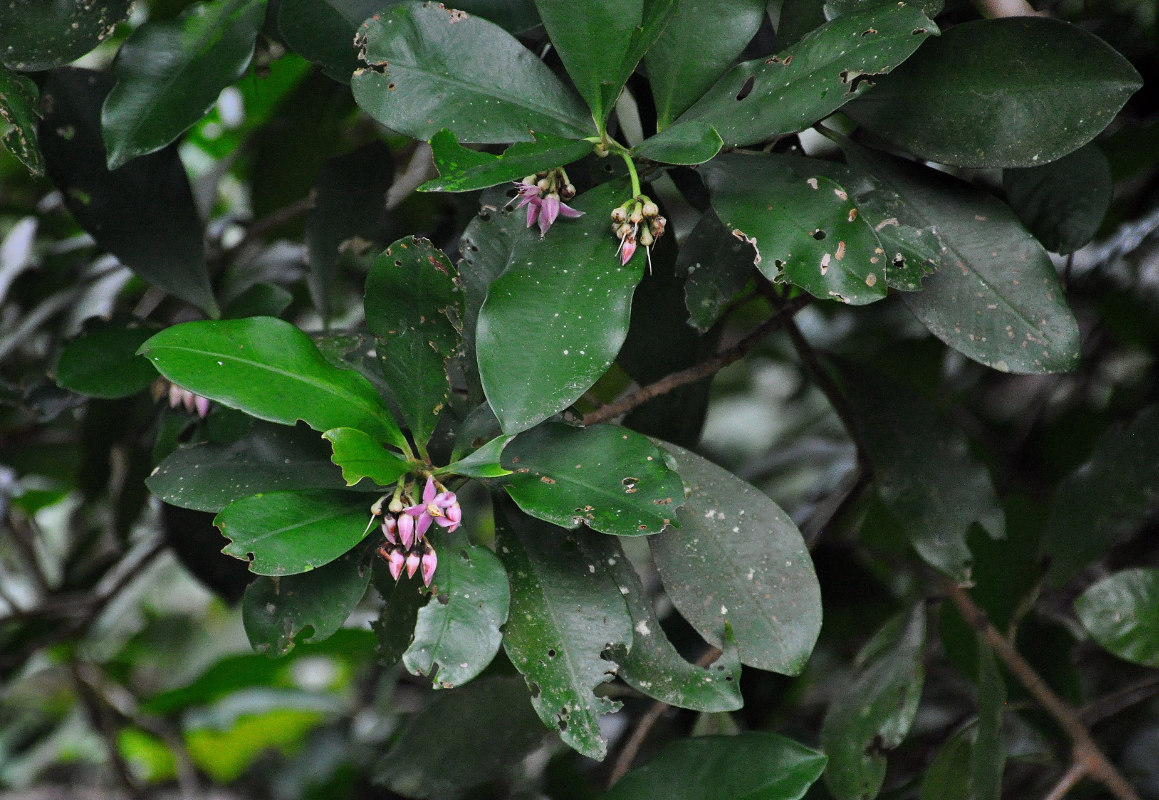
422 477 437 504
398 513 415 549
387 550 405 581
434 491 456 509
620 236 637 265
194 395 211 419
414 512 433 540
405 552 421 579
526 200 539 228
381 516 398 545
420 548 437 587
558 203 583 219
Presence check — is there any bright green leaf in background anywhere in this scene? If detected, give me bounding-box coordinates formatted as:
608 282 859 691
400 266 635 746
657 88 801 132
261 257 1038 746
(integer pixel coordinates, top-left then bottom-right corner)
1003 143 1113 255
0 66 43 175
322 427 412 487
1076 568 1159 668
847 17 1142 168
55 315 160 399
420 129 593 193
0 0 131 70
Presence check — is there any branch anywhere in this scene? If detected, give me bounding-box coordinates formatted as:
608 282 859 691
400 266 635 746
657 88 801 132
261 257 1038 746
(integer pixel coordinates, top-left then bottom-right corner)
942 579 1142 800
582 294 812 426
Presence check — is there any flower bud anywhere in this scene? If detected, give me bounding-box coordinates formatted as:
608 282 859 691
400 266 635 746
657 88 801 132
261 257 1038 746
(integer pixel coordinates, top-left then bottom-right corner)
387 549 406 581
381 515 398 545
405 551 421 579
611 206 627 224
398 513 416 549
420 543 437 586
642 201 659 217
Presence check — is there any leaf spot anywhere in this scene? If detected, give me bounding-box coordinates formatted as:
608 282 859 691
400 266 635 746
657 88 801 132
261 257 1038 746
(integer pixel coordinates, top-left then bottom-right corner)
735 75 756 101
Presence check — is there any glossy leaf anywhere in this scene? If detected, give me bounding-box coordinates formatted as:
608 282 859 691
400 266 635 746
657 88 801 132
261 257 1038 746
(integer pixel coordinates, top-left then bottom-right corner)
1003 144 1113 254
102 0 266 169
139 317 406 449
420 129 592 193
372 571 426 666
0 0 131 70
322 428 411 487
55 316 159 399
839 362 1003 582
649 442 821 674
242 544 373 656
365 237 462 446
645 0 768 128
846 18 1142 168
501 423 684 536
39 69 217 316
402 531 510 687
148 421 347 513
703 152 887 305
605 732 827 800
681 211 756 331
822 606 926 800
535 0 677 129
496 506 634 760
1075 568 1159 668
351 2 591 143
971 644 1006 800
477 180 643 433
632 121 723 166
278 0 384 82
670 2 936 146
215 489 371 575
843 143 1081 374
605 537 743 712
0 66 43 175
438 435 513 478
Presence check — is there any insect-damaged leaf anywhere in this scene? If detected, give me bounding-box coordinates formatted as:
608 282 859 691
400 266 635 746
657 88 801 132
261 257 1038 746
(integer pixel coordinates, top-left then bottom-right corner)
419 129 593 193
0 66 44 175
0 0 131 71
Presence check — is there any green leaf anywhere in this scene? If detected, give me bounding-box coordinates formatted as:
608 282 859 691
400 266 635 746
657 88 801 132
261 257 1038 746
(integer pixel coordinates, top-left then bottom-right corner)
645 0 768 129
39 69 218 316
351 2 591 143
822 606 926 800
0 66 43 175
402 530 510 687
221 283 294 320
605 732 827 800
649 442 821 674
322 427 412 487
0 0 131 70
139 317 407 449
365 237 462 447
838 362 1004 582
215 489 371 575
420 128 593 193
278 0 385 82
919 732 972 800
374 677 547 798
55 316 160 399
605 538 743 712
971 643 1006 800
496 506 634 760
846 18 1142 168
438 434 513 478
670 1 936 147
101 0 266 169
477 180 643 434
842 143 1081 374
703 152 887 305
535 0 677 129
1075 568 1159 668
501 423 684 536
632 121 723 166
1003 144 1113 255
681 211 756 331
372 571 426 666
242 544 373 656
148 421 347 513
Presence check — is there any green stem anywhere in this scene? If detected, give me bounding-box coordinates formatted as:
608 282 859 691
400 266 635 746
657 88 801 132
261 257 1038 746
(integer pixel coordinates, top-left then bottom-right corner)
619 150 642 198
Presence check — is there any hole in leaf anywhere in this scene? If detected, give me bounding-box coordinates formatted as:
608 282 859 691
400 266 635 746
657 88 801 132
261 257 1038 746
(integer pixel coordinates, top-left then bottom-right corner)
735 75 756 101
529 681 541 698
547 648 557 658
811 229 826 240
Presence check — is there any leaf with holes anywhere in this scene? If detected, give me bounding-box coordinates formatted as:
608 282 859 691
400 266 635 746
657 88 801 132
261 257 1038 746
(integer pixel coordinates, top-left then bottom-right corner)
1075 568 1159 668
681 211 757 331
419 129 592 193
0 0 131 70
0 66 43 175
278 0 384 82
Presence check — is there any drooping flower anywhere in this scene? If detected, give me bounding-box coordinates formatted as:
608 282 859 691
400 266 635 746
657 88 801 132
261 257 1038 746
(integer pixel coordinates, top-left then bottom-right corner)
371 475 463 588
404 476 462 540
157 379 211 418
611 195 666 268
420 541 437 586
511 168 582 237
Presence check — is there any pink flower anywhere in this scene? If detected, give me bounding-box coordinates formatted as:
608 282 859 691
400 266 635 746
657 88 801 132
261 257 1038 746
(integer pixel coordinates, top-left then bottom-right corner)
420 542 437 586
404 477 461 539
511 170 582 237
386 548 406 581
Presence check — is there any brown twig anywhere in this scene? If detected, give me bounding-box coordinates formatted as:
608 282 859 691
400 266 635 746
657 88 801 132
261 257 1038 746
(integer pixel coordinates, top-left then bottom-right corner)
942 579 1142 800
71 661 146 800
1080 674 1159 727
582 294 812 426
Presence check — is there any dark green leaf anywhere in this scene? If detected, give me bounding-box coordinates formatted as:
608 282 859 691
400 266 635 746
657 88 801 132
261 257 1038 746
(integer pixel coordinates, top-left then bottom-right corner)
101 0 266 169
535 0 677 129
843 143 1081 373
846 18 1142 168
402 530 510 687
496 506 634 760
1075 568 1159 668
919 733 972 800
420 128 593 193
148 421 347 513
703 152 887 305
278 0 385 82
322 427 412 487
670 2 936 147
221 283 294 320
502 423 683 536
438 434 513 478
0 66 43 175
477 180 643 434
645 0 767 128
351 2 591 143
55 316 160 399
838 362 1003 582
372 570 427 666
243 544 373 656
140 317 407 449
649 442 821 674
449 0 540 31
605 732 827 800
365 237 462 447
0 0 131 70
632 121 722 166
374 677 546 798
681 211 756 331
971 643 1006 800
39 69 217 316
1003 144 1113 254
215 489 371 575
822 606 926 800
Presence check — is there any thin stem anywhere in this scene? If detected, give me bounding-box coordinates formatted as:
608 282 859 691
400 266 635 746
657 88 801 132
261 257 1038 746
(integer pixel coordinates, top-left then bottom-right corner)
1043 761 1090 800
619 149 642 198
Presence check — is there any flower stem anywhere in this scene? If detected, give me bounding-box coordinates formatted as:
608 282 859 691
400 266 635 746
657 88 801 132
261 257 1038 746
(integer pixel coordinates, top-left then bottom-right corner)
619 150 642 198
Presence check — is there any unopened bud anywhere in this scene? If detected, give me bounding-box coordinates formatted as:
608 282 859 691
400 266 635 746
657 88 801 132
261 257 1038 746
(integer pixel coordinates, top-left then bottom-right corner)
405 552 421 579
388 496 405 514
611 206 627 224
642 201 659 217
640 228 654 247
560 183 576 200
629 204 644 225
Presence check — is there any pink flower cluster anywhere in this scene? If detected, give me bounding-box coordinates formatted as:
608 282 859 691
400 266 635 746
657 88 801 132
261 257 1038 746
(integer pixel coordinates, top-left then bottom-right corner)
374 477 461 587
154 379 210 418
611 195 666 267
513 168 582 236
